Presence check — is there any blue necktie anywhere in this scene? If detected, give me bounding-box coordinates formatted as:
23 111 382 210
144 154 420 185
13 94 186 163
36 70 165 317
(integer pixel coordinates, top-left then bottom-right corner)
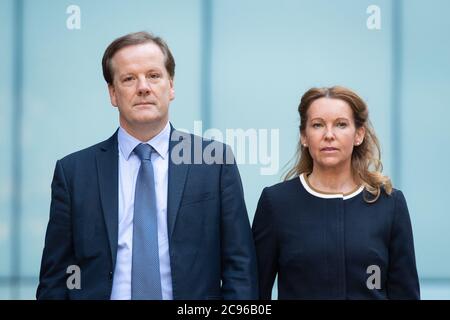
131 143 162 300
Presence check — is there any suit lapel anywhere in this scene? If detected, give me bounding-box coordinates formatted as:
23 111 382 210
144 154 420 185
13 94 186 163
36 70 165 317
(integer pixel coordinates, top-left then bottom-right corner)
96 130 119 269
167 127 190 240
94 126 190 266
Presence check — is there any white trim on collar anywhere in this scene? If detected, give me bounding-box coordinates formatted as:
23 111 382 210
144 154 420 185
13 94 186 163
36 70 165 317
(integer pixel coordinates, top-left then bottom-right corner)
299 173 364 200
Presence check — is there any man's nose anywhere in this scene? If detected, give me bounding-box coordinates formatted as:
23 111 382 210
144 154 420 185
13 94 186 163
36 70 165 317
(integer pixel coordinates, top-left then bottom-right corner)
136 77 151 96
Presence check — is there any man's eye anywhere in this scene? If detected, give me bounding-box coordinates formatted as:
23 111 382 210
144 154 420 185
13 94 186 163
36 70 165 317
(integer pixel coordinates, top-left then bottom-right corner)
123 77 133 82
148 74 161 79
312 123 322 128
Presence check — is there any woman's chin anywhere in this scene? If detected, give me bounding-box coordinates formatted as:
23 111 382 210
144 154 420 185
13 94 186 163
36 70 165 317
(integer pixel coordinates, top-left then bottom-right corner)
317 159 346 169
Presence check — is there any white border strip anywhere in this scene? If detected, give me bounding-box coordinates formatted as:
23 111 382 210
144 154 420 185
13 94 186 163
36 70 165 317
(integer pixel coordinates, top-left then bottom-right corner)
343 185 364 200
299 174 364 200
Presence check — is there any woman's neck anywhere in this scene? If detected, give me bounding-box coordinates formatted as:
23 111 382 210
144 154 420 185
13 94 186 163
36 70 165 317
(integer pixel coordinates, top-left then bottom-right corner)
307 165 359 194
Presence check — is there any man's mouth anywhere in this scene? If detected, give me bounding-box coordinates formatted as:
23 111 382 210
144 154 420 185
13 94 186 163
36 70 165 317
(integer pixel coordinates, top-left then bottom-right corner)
134 102 155 106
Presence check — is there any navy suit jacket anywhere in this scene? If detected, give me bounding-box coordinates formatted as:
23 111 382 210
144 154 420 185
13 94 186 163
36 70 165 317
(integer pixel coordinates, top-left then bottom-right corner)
253 177 420 300
37 127 258 300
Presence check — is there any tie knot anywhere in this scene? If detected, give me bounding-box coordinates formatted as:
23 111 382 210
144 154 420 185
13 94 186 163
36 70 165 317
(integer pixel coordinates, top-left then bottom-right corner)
134 143 153 161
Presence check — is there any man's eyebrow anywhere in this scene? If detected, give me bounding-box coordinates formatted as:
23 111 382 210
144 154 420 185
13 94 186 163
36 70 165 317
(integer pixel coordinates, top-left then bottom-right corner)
118 72 133 78
146 67 163 72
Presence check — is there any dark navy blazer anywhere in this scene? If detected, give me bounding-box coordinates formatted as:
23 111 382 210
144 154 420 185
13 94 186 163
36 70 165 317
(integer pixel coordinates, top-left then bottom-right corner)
252 174 420 299
37 127 258 300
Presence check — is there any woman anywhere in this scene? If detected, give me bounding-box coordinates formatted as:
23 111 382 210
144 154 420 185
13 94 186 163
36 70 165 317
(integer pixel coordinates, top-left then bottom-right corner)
252 86 420 299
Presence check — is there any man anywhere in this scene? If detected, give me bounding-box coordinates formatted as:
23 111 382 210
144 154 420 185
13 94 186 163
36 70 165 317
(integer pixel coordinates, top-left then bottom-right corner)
37 31 258 300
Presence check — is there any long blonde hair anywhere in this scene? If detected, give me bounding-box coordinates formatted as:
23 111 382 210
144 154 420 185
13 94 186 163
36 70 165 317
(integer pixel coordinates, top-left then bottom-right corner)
284 86 392 203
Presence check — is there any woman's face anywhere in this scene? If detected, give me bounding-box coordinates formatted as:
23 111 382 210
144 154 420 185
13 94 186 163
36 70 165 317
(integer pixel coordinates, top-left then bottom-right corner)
301 97 365 171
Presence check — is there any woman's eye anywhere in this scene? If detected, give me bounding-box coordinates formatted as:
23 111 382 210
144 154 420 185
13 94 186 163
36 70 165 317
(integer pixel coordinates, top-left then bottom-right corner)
337 122 347 128
312 123 322 128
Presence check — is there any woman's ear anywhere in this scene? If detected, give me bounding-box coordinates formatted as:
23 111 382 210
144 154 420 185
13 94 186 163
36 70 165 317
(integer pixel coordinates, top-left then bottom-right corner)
300 133 307 147
355 127 366 145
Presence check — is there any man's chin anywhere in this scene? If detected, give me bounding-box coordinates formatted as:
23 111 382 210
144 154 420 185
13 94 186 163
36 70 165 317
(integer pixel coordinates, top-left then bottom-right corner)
132 115 167 127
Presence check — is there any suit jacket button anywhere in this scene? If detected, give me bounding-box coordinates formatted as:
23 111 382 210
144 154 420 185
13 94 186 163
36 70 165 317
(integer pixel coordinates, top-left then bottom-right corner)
109 271 113 280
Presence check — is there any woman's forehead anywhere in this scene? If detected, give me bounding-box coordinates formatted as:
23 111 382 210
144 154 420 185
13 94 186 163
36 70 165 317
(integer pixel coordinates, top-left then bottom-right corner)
308 98 353 120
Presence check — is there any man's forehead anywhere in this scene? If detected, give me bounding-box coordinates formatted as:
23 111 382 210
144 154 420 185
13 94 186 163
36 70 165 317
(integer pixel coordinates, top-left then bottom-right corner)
110 43 167 77
113 42 164 62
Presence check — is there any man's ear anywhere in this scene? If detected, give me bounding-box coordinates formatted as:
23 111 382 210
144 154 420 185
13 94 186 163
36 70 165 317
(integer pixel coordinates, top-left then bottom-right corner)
108 84 117 107
169 78 175 101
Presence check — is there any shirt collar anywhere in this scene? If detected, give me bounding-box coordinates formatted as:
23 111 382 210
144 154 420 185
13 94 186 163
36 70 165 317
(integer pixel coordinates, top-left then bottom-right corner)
118 121 170 160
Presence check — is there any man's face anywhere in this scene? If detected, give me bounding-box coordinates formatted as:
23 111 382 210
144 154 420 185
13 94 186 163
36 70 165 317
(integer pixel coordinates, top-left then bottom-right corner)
108 42 175 133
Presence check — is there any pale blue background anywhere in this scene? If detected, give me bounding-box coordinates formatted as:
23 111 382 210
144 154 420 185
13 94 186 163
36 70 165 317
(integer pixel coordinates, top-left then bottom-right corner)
0 0 449 299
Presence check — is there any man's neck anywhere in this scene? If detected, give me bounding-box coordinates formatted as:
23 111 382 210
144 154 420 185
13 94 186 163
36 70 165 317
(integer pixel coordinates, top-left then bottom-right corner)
120 120 169 142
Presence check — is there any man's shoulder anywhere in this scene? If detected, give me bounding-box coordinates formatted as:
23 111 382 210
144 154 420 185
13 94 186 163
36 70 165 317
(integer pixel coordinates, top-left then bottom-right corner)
58 130 117 165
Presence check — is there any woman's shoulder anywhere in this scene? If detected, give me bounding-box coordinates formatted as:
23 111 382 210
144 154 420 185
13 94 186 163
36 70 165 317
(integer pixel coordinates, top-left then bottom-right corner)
256 178 304 219
259 177 304 207
367 187 408 215
376 186 406 202
262 176 301 195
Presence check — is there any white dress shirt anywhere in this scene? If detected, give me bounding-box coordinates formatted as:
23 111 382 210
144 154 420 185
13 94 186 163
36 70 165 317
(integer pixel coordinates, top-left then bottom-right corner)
110 122 173 300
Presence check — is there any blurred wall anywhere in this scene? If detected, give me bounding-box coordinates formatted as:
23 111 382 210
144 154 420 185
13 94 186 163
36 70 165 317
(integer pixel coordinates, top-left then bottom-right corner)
0 0 449 299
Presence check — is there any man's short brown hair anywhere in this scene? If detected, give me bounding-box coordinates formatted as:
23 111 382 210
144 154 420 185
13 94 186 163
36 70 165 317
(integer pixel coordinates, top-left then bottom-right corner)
102 31 175 84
